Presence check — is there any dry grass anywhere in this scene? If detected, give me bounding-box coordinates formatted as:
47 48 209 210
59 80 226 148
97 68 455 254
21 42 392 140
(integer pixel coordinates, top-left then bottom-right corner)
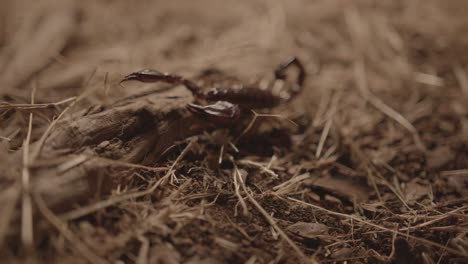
1 0 468 263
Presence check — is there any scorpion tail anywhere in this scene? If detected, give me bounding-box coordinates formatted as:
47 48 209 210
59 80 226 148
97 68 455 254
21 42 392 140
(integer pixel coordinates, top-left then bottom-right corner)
274 56 306 102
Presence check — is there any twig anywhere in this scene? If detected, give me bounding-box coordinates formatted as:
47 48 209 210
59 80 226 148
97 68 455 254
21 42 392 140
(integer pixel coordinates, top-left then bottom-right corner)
223 213 253 241
232 165 249 216
0 96 76 110
316 92 340 158
0 135 11 141
399 205 468 232
234 111 260 143
103 72 110 96
272 173 310 195
436 239 451 264
440 169 468 177
353 60 426 152
316 118 332 158
235 110 297 143
30 69 96 162
237 159 278 179
388 227 398 260
21 84 36 249
136 235 149 264
86 156 167 172
218 144 225 164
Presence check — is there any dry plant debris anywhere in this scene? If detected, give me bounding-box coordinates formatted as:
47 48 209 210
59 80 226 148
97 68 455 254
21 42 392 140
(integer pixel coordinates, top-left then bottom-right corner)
1 0 468 263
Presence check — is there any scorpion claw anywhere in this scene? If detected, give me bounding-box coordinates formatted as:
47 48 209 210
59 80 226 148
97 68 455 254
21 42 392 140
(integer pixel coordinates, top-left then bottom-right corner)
187 101 240 126
120 73 139 84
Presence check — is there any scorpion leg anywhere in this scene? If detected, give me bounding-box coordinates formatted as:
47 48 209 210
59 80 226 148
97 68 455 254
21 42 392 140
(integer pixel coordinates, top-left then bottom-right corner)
120 69 202 96
187 101 240 126
274 57 306 101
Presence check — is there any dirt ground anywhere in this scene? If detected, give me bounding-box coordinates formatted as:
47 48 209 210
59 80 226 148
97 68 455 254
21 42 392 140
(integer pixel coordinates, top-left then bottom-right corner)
1 0 468 263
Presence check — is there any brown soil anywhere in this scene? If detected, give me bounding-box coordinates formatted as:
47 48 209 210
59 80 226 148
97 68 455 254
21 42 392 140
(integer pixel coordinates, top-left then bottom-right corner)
1 0 467 263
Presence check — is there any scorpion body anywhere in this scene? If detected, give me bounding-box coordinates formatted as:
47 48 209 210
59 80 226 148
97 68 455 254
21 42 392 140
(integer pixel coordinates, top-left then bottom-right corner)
120 56 306 125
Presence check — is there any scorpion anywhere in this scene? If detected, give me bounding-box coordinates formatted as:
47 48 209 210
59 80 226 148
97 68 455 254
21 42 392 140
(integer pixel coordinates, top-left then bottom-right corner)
120 57 306 126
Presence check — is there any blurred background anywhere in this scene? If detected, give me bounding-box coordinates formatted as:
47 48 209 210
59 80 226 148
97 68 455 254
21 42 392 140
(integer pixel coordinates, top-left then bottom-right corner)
1 0 467 102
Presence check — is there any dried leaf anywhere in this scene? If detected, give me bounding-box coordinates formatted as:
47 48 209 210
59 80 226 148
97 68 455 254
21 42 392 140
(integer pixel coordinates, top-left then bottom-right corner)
286 222 329 240
426 146 455 169
305 174 370 203
330 247 354 259
404 179 431 205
